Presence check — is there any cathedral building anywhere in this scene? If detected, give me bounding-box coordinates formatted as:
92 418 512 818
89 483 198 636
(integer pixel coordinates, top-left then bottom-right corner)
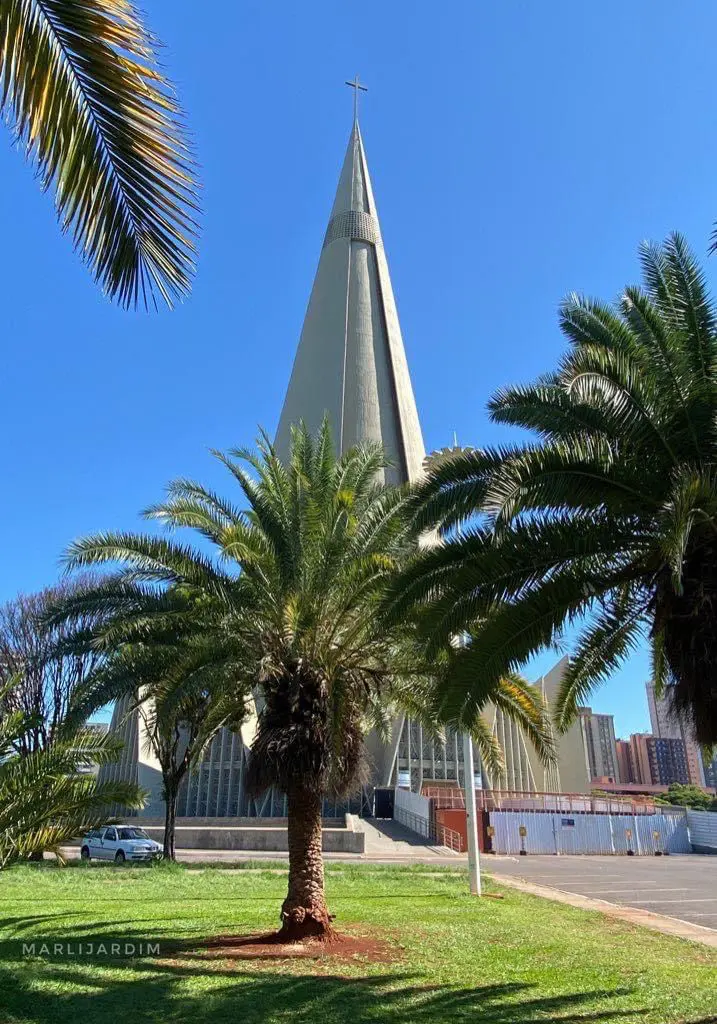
100 105 582 817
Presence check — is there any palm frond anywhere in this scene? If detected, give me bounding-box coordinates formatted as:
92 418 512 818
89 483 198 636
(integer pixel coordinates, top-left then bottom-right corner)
466 716 504 778
554 586 648 730
65 532 235 599
0 716 145 868
491 674 556 767
391 234 717 745
645 234 716 378
0 0 199 308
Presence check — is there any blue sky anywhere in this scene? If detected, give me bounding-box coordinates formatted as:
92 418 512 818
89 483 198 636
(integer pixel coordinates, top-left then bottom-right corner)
2 1 716 735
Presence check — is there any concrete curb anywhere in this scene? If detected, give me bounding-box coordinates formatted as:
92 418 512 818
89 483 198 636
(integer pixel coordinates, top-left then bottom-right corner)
486 872 717 949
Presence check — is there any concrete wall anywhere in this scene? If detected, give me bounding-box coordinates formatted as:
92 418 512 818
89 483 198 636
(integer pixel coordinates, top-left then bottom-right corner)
137 815 365 853
141 826 364 853
68 816 365 853
393 786 434 840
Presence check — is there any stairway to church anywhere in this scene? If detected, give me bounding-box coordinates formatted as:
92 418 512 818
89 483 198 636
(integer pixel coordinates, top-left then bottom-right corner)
355 817 464 860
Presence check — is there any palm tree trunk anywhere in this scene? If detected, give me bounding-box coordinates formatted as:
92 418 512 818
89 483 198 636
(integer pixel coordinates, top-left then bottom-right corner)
163 778 178 862
279 782 333 940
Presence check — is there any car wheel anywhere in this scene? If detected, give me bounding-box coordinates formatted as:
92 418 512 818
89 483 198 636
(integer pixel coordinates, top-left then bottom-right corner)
114 850 126 864
80 846 90 861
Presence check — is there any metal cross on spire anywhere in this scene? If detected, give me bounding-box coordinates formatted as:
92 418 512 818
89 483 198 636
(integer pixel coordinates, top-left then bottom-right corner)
345 75 367 122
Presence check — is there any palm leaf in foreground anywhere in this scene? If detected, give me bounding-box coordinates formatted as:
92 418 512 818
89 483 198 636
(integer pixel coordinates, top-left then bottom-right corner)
0 0 199 308
0 692 145 868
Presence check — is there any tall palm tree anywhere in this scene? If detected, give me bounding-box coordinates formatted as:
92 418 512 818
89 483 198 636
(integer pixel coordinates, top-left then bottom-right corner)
0 682 144 868
61 422 553 939
392 234 717 745
0 1 198 307
60 613 245 861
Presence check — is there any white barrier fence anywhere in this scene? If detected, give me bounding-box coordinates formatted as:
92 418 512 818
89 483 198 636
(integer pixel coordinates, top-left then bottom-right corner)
687 809 717 852
393 786 715 856
489 810 690 856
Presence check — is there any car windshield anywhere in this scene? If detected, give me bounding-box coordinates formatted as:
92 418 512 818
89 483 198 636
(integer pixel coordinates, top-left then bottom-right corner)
116 828 150 841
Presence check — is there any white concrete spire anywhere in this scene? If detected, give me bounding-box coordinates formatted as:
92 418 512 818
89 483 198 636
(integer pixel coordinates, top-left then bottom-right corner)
275 120 425 484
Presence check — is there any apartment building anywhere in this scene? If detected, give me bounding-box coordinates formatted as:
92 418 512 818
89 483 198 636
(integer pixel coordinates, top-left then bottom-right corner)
615 738 635 784
615 732 691 787
578 707 619 781
646 683 705 786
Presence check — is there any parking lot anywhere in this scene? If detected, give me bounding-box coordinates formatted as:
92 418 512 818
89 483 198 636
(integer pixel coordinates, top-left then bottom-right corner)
487 854 717 931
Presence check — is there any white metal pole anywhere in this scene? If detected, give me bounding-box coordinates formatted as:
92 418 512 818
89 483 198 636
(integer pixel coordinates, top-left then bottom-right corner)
463 732 482 896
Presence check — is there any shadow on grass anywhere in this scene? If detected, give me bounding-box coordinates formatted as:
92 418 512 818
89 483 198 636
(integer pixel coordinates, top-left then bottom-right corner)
0 959 649 1024
0 919 655 1024
0 915 204 940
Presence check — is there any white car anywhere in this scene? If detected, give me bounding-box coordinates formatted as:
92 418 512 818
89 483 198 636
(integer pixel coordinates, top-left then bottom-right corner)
80 825 163 863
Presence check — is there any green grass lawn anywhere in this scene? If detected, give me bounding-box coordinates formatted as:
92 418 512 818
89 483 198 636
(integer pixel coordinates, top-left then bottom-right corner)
0 861 715 1024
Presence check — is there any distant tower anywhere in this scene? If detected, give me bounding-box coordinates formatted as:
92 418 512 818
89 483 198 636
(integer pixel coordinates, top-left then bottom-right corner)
275 105 426 483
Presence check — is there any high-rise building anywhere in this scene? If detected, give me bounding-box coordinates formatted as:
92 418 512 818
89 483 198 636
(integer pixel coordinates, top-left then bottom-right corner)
616 731 691 787
615 738 635 783
628 733 654 786
646 736 690 786
578 707 619 781
646 683 705 786
531 658 592 793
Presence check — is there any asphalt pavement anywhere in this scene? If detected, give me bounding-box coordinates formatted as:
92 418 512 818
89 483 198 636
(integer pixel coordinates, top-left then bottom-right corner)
485 853 717 931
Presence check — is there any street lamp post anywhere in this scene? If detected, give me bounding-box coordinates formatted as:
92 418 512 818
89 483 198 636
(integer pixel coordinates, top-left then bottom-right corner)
463 732 482 895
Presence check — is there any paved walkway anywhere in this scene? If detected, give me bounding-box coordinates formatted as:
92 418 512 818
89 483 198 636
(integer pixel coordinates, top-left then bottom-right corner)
485 853 717 935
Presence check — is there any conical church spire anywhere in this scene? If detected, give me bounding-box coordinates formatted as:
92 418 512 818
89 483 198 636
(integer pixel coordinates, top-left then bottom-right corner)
275 115 425 484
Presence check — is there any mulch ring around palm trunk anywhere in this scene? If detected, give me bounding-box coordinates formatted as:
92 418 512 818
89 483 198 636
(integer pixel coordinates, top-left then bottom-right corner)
186 928 401 964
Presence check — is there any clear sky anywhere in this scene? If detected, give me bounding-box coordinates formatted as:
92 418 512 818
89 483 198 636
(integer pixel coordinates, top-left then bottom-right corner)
2 1 716 735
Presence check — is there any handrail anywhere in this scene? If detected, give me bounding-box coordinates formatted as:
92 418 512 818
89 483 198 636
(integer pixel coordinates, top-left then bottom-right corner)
419 785 678 816
394 805 465 853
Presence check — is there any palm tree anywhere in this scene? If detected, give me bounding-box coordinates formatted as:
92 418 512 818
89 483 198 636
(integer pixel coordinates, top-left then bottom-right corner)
61 422 553 939
391 234 717 745
0 1 198 308
0 682 144 868
61 615 243 861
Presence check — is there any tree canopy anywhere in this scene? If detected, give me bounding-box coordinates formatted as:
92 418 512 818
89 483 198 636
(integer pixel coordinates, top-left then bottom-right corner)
389 234 717 744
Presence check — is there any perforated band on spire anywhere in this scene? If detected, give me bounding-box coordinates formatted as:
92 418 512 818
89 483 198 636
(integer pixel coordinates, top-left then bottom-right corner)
323 210 381 249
